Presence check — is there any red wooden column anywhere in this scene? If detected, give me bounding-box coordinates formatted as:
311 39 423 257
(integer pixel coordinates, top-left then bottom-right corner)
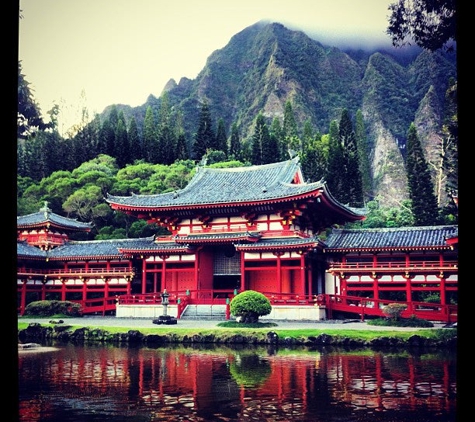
61 279 66 301
300 253 306 296
439 252 447 305
159 256 167 292
306 256 312 296
20 281 27 315
276 252 283 294
239 251 246 291
372 253 379 300
141 258 147 294
41 279 46 301
405 252 412 303
82 278 87 302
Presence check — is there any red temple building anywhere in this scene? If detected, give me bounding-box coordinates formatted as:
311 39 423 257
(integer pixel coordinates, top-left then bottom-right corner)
17 159 458 322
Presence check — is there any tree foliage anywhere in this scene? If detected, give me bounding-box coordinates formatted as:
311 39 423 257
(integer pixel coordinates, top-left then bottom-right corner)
193 101 215 161
386 0 457 52
17 62 49 139
405 123 439 225
230 290 272 323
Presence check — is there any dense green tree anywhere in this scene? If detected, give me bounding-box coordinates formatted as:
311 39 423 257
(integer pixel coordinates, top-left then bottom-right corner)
300 133 328 183
270 117 284 161
113 161 162 195
158 124 177 165
156 92 177 164
386 0 456 52
355 109 373 202
174 110 189 160
215 118 228 156
142 106 159 163
338 109 364 207
17 62 49 139
349 198 414 228
301 119 317 152
127 115 141 162
405 123 439 225
105 106 119 156
193 101 215 161
251 113 274 165
325 120 345 202
283 100 300 155
175 132 189 161
228 122 241 160
114 111 130 168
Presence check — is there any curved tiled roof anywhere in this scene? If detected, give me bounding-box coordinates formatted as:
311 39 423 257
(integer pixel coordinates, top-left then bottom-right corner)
46 237 156 260
17 241 48 258
235 235 324 251
106 158 326 208
17 204 92 231
174 231 262 244
324 225 458 251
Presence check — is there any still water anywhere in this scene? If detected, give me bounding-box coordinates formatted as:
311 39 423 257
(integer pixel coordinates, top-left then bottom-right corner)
18 342 457 421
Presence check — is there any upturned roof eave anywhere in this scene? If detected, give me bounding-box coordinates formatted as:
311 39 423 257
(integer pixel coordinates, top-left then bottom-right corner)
107 188 364 218
323 245 453 253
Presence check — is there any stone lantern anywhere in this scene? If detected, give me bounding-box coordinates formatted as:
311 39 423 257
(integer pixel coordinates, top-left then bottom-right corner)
152 289 177 325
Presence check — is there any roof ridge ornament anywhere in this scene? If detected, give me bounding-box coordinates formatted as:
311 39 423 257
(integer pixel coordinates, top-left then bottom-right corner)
40 201 51 219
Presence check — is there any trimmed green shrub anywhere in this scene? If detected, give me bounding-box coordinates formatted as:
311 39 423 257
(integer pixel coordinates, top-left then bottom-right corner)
230 290 272 323
382 303 407 320
24 300 83 317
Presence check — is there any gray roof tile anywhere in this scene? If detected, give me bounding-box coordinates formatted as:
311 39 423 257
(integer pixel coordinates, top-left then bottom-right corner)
17 241 48 258
46 237 156 259
17 206 92 231
106 158 326 207
324 225 458 251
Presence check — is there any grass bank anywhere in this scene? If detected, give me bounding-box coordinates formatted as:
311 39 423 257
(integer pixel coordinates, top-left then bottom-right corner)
17 319 456 344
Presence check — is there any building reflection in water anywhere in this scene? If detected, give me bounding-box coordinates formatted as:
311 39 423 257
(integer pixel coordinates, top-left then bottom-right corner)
18 343 456 421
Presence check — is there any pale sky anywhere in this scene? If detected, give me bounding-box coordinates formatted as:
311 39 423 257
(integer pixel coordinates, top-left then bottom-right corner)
19 0 395 132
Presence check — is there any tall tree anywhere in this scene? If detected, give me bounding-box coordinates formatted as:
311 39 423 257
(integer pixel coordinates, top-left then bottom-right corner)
174 109 189 161
338 109 364 207
115 110 130 168
143 106 158 163
228 122 241 161
283 100 300 155
406 122 439 225
106 106 119 156
127 115 141 162
270 117 284 161
300 133 328 183
386 0 456 52
251 113 274 165
17 62 49 139
355 109 373 202
215 118 228 156
325 120 345 202
193 101 215 161
156 92 177 164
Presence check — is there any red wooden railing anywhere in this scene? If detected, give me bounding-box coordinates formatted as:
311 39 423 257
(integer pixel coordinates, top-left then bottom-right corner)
18 267 133 277
322 294 457 324
54 291 456 324
328 260 458 272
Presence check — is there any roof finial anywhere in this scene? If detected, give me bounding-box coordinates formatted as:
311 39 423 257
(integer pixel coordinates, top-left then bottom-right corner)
40 201 51 218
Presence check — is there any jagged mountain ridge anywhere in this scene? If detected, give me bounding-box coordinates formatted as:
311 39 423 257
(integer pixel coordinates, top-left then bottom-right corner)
107 21 457 208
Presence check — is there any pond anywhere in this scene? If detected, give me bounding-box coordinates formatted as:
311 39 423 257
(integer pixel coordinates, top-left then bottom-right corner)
18 342 457 421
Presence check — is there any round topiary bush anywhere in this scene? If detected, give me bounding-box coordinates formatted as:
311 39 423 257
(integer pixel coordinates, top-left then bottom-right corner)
230 290 272 323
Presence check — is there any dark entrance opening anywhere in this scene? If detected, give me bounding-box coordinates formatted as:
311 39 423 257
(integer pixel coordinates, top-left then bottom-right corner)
213 275 240 291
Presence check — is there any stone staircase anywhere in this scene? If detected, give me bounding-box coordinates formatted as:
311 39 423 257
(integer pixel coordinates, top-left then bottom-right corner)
180 304 227 320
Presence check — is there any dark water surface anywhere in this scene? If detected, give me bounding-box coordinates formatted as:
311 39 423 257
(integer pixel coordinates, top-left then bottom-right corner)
18 342 457 421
